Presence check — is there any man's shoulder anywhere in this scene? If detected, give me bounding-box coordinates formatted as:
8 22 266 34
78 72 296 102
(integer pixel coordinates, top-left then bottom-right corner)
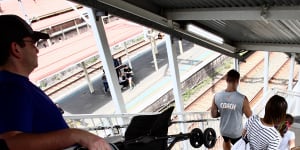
235 91 245 97
215 90 225 96
0 72 28 86
0 73 33 101
0 78 28 92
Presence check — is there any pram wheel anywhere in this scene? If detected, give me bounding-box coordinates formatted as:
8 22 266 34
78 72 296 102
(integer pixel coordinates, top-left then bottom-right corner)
203 128 217 148
189 128 203 148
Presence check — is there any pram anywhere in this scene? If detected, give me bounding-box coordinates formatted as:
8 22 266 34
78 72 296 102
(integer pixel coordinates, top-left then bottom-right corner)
68 107 217 150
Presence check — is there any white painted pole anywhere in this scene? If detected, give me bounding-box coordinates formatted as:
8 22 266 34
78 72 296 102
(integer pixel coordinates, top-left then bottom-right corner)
153 36 158 55
17 0 30 24
263 51 270 97
288 53 296 91
47 39 52 46
47 27 52 46
233 58 240 91
81 62 95 93
74 19 80 35
234 58 239 72
107 14 111 23
151 29 159 54
166 34 188 149
86 8 126 114
151 37 159 72
124 42 132 69
178 39 184 55
166 35 184 113
61 26 66 40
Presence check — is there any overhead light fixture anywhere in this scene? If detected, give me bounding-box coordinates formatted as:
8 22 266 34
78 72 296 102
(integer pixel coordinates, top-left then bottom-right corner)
186 24 224 44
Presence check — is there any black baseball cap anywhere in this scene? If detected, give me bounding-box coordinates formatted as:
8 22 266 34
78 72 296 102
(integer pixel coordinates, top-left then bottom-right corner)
0 14 49 43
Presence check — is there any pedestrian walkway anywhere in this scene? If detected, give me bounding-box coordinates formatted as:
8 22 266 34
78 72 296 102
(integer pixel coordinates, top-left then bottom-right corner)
92 44 219 114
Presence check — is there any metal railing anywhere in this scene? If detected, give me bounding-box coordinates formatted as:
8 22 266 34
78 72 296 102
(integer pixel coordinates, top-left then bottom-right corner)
64 111 222 150
63 86 300 149
252 88 300 117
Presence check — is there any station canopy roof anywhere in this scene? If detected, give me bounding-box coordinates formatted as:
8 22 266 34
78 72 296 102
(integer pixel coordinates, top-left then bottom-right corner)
69 0 300 62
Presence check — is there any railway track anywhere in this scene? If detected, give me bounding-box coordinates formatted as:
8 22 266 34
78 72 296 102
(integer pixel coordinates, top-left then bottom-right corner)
44 39 153 97
184 51 290 112
251 55 299 107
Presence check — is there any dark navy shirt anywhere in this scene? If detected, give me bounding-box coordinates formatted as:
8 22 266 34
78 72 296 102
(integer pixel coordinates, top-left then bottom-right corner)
0 71 68 133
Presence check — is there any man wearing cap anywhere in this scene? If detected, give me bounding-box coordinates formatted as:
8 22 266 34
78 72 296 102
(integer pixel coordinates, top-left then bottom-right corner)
0 15 111 150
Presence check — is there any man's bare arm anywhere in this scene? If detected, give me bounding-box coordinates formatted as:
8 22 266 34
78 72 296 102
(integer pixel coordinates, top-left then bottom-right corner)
242 96 252 118
4 129 111 150
211 97 220 118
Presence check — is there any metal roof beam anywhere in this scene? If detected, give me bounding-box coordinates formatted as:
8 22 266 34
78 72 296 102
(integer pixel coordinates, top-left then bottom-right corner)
68 0 244 60
166 6 300 20
236 43 300 53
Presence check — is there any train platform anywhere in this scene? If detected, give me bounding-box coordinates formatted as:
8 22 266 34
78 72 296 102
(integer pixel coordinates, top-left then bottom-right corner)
30 18 143 82
57 39 219 114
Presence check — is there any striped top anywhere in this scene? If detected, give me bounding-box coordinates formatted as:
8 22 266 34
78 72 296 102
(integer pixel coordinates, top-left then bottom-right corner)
245 115 281 150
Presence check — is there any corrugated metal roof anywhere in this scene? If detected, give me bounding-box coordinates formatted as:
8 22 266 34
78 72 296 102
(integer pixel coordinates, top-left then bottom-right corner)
197 20 300 44
74 0 300 56
123 0 300 45
148 0 300 9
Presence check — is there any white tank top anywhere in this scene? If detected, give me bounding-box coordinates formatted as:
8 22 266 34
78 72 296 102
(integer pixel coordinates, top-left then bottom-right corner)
279 130 295 150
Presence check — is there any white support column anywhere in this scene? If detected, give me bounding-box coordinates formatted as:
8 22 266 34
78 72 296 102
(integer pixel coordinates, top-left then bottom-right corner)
86 8 126 114
153 36 158 55
47 39 52 46
263 51 270 97
233 58 239 72
60 26 66 40
124 42 132 69
288 53 296 91
178 39 184 55
17 0 30 24
74 19 80 35
166 35 184 113
47 27 52 46
151 29 159 55
107 14 111 23
81 62 95 93
166 34 187 149
150 37 159 72
233 58 240 90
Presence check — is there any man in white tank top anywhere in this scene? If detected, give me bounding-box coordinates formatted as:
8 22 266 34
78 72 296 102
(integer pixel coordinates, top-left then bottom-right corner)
211 69 252 150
